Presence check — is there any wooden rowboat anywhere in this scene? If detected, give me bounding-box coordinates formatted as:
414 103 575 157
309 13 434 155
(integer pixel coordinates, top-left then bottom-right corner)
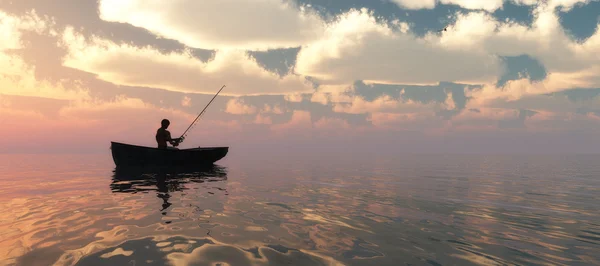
110 141 228 167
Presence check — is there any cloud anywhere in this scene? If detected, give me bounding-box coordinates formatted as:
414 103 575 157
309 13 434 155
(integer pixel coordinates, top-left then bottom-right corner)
0 93 243 152
3 1 600 154
0 10 54 50
284 93 307 103
0 96 48 121
439 0 506 11
181 96 191 107
225 98 258 115
259 104 285 115
367 112 448 135
497 55 547 87
473 87 600 117
467 72 600 110
296 3 600 89
57 95 200 139
369 112 420 127
552 0 594 10
97 0 325 51
497 109 538 129
390 0 586 11
312 81 475 122
254 114 273 125
313 117 350 130
60 27 315 96
476 4 599 76
269 110 364 140
332 94 436 115
60 95 153 115
0 51 91 100
271 110 312 133
0 11 89 101
390 0 436 10
295 9 503 86
309 85 355 105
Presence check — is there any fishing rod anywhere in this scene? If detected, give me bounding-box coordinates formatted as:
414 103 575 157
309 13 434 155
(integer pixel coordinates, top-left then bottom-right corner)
178 85 226 142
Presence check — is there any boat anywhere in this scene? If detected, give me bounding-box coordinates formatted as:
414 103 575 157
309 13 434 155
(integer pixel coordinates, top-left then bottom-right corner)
110 141 228 167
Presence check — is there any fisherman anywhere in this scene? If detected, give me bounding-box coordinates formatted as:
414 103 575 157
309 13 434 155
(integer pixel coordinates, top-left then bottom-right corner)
156 119 182 149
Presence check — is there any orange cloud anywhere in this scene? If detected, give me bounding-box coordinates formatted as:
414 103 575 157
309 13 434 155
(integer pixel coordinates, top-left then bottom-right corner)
225 98 258 115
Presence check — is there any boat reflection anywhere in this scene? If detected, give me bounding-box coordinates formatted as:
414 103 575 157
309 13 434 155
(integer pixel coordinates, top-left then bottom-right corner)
110 164 228 215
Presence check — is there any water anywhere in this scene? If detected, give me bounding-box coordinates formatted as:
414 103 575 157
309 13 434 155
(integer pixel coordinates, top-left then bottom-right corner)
0 153 599 266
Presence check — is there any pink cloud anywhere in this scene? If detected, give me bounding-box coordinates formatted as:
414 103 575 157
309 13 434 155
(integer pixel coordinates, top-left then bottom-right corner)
270 110 313 137
0 95 242 152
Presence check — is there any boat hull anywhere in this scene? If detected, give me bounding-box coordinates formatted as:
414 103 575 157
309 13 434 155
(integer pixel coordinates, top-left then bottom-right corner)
110 142 228 167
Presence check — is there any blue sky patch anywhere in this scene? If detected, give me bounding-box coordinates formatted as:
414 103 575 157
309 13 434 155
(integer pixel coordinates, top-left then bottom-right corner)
557 1 600 42
497 55 547 87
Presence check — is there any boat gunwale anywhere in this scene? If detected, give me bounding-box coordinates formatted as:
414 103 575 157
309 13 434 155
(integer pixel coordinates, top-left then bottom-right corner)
110 141 228 152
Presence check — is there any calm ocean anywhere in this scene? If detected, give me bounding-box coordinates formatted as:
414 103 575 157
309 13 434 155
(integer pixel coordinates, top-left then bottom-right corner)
0 153 598 265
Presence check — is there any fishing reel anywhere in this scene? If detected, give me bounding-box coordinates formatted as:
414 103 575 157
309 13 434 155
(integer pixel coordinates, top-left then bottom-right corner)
171 136 184 147
175 136 185 146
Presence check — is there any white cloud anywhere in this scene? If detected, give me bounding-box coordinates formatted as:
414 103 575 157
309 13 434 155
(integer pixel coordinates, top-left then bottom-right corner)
60 27 315 96
389 0 530 11
296 4 600 89
474 5 599 75
98 0 325 51
390 0 436 10
4 0 600 147
390 0 585 11
295 9 503 86
440 0 504 11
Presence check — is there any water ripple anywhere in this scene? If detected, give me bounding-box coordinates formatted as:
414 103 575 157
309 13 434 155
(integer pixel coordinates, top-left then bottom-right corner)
1 154 599 265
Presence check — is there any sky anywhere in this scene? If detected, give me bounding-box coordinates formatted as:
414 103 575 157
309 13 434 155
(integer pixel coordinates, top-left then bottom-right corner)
1 0 600 154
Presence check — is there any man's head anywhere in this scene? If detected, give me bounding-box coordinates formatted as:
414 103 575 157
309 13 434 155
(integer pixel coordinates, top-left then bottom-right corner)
161 119 170 128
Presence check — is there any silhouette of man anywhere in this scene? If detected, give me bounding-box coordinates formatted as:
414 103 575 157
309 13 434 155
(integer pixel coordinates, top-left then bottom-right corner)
156 119 182 149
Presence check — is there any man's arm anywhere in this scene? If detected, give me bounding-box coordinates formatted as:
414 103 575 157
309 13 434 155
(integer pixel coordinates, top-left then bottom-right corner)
166 131 181 145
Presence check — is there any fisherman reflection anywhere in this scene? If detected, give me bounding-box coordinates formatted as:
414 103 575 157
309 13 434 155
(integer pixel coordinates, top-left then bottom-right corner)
110 166 228 218
155 173 172 215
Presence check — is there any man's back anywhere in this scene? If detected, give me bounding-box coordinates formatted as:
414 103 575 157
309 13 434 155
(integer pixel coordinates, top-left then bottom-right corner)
156 127 171 148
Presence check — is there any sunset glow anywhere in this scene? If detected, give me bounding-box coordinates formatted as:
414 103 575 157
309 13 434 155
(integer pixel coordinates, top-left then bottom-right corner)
1 0 600 153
